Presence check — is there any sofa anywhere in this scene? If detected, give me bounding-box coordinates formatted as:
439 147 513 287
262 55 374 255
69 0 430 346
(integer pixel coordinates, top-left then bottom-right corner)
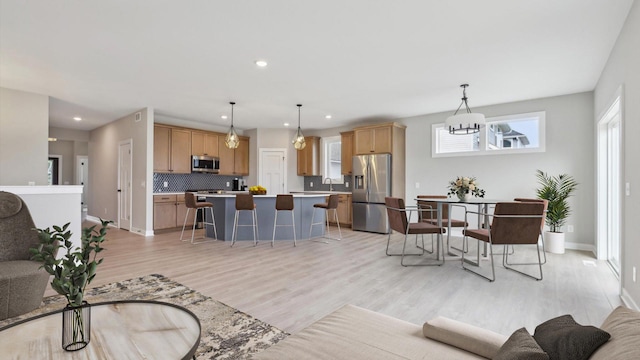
0 191 50 321
253 304 640 359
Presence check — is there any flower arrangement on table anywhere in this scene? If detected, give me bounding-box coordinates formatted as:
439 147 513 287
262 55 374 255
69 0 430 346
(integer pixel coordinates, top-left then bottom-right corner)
447 176 485 201
249 185 267 195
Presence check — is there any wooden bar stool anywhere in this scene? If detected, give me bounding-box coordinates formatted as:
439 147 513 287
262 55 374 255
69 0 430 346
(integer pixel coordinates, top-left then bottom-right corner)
180 192 217 244
309 194 341 242
231 193 258 247
272 194 296 247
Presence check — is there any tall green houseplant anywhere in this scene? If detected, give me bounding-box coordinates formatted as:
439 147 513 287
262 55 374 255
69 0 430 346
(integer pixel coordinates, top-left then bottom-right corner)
535 170 579 233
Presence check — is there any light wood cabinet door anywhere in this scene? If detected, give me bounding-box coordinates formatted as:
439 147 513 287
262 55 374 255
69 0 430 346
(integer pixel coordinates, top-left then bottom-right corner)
170 129 192 173
154 125 171 172
176 201 195 227
354 126 392 154
153 195 177 230
234 137 250 175
297 136 320 176
336 194 352 226
340 131 354 175
193 131 220 157
218 136 235 175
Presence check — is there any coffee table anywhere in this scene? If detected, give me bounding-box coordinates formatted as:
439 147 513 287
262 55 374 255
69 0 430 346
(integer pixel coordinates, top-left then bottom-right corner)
0 300 201 360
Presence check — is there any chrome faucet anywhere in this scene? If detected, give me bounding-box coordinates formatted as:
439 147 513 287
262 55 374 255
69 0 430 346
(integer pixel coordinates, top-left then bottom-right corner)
323 177 334 192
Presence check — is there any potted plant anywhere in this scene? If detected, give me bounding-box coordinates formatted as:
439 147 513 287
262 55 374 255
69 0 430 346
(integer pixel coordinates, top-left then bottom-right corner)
30 219 111 351
535 170 579 254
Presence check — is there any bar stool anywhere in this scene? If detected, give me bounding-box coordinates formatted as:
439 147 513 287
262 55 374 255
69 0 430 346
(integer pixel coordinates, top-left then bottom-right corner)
180 192 217 244
309 194 341 242
231 193 258 247
272 194 296 247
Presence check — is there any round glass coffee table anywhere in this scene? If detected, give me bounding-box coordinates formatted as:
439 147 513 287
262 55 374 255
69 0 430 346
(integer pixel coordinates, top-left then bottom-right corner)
0 300 201 360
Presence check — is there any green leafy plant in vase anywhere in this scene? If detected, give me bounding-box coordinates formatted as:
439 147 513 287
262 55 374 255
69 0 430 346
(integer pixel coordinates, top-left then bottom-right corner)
535 170 578 254
30 219 111 351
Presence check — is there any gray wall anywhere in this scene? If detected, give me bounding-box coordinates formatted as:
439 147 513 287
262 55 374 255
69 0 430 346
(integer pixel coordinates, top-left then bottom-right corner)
249 128 303 192
594 0 640 309
0 87 49 185
89 108 153 235
398 92 595 250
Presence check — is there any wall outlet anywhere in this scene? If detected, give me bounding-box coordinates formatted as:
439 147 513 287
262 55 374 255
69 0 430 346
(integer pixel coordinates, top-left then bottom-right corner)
633 266 637 283
346 181 349 188
226 182 230 187
415 182 420 189
104 208 108 215
626 182 631 196
567 225 574 233
163 181 168 188
310 182 313 187
28 181 35 186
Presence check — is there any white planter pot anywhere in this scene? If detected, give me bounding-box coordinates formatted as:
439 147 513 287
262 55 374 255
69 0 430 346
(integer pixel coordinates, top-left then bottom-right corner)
545 231 565 254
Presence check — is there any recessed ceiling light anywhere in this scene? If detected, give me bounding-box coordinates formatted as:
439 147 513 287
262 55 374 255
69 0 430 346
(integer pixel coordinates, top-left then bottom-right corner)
325 115 332 119
255 60 268 67
283 123 290 127
221 115 228 120
73 116 82 121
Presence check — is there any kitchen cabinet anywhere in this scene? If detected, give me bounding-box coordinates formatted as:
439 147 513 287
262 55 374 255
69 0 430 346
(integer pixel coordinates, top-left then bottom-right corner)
327 194 352 227
297 136 320 176
154 194 194 230
218 136 249 175
153 125 192 173
354 124 392 154
340 131 354 175
191 131 220 157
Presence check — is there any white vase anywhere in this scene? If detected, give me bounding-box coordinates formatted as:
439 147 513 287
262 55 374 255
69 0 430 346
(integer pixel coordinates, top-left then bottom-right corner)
545 231 565 254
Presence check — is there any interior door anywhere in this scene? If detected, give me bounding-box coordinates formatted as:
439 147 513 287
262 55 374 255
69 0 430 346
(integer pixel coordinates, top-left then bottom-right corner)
260 149 286 194
118 141 132 230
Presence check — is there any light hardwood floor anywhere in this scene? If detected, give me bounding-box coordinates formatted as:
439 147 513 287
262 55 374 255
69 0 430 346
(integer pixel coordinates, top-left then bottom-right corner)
46 223 622 336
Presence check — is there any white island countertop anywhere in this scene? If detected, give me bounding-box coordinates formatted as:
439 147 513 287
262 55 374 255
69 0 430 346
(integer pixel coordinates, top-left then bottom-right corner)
199 193 328 198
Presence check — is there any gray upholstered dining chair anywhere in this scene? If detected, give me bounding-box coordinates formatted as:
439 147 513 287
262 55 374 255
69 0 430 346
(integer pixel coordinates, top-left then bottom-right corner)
461 201 545 282
385 197 446 266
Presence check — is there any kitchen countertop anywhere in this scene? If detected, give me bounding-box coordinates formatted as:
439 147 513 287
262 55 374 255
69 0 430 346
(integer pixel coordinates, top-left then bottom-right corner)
198 193 327 198
290 191 352 195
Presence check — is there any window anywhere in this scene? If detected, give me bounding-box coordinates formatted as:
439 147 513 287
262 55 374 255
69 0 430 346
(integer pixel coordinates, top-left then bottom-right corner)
321 136 343 183
432 111 545 157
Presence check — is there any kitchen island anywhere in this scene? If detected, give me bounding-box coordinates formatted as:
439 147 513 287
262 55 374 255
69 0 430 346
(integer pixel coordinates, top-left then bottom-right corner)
201 193 329 242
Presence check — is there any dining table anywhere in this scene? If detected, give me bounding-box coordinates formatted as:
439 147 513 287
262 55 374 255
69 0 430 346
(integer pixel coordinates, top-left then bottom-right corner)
414 197 505 260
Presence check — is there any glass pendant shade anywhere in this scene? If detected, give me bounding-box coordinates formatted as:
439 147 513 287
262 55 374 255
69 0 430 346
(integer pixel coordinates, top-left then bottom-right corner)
225 102 240 149
446 84 485 135
292 104 306 150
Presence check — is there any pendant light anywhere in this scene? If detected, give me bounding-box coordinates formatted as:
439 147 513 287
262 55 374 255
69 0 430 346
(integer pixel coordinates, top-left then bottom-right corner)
445 84 485 135
224 101 240 149
292 104 306 150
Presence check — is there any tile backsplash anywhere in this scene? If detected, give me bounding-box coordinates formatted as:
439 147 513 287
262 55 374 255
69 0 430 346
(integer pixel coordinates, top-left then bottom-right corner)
304 175 353 192
153 173 242 193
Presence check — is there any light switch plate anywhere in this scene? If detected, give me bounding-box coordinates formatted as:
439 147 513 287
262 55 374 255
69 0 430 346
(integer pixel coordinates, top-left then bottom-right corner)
310 182 313 187
626 182 631 196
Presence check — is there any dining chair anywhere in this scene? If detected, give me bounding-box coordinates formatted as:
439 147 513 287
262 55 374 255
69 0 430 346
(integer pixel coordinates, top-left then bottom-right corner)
231 194 258 247
514 198 549 264
385 197 446 266
461 201 545 281
309 194 341 243
180 192 217 244
417 195 468 254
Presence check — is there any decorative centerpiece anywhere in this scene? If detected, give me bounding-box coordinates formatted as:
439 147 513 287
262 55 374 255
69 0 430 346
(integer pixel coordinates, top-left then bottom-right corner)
30 219 111 351
447 176 485 201
249 185 267 195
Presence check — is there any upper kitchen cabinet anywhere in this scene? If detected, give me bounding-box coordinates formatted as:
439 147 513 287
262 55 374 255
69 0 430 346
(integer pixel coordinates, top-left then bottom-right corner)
354 122 406 155
297 136 320 176
340 131 354 175
191 131 220 157
154 124 192 173
218 136 249 175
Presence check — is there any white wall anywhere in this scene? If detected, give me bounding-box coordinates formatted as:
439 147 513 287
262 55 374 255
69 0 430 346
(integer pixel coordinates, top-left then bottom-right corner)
398 92 595 250
0 87 49 185
249 128 304 191
594 0 640 309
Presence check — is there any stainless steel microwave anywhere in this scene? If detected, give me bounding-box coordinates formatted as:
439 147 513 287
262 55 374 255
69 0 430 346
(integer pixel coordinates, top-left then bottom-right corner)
192 155 220 174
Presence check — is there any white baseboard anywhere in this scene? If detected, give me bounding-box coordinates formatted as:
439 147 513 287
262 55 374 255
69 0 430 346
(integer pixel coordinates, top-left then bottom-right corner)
85 215 118 228
621 288 640 311
131 227 154 237
564 241 595 254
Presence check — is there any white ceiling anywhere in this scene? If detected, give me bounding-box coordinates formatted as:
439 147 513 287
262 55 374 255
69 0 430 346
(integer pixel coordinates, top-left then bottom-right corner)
0 0 634 132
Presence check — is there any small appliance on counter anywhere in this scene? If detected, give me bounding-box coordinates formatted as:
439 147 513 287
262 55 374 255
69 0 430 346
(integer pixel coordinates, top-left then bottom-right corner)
232 178 246 191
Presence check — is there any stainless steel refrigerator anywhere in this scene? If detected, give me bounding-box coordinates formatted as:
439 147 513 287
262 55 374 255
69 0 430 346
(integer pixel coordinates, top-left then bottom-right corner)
352 154 391 233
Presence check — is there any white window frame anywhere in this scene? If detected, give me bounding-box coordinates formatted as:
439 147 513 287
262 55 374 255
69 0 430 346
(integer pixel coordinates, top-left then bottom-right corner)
320 136 344 184
432 111 546 157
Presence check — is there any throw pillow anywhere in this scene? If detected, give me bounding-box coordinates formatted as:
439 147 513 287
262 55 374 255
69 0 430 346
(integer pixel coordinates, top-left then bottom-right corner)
533 315 610 360
494 327 549 360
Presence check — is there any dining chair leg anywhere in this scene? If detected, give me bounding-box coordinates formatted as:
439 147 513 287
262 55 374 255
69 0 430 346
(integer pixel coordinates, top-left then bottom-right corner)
461 237 496 282
180 208 191 241
502 243 543 281
291 211 297 247
252 210 258 246
400 233 443 267
272 211 278 247
231 210 239 247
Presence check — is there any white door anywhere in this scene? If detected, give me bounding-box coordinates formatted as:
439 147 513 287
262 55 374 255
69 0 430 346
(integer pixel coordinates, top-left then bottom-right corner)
76 156 89 207
259 149 286 195
118 140 132 230
597 94 622 275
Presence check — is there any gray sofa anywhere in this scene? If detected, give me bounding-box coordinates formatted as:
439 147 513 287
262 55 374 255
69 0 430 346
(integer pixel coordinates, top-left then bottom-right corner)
0 191 50 321
253 304 640 359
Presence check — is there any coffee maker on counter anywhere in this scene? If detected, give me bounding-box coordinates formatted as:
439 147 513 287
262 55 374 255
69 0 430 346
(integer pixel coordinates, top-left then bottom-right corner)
232 178 247 191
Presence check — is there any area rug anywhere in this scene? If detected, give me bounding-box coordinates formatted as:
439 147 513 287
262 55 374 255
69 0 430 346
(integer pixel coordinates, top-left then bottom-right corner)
0 274 288 359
